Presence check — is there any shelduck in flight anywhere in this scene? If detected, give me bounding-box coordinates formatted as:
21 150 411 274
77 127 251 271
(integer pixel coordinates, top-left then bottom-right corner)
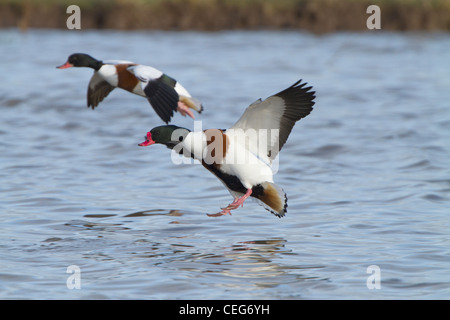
57 53 203 123
139 79 315 217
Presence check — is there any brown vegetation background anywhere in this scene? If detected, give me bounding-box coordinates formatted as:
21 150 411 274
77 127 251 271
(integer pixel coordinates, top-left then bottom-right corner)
1 0 450 32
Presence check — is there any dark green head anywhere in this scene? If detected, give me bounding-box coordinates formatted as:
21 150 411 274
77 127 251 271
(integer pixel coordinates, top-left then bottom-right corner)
139 125 191 149
56 53 102 70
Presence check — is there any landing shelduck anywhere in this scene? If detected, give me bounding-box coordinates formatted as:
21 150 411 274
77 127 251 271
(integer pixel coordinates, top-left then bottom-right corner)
139 79 315 217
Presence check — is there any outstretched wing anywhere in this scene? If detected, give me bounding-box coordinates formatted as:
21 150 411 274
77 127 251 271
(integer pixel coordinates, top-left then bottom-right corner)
87 72 115 109
127 65 179 123
230 79 315 162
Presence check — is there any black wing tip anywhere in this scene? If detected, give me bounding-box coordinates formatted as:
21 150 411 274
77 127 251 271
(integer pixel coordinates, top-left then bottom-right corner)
87 100 96 109
144 77 179 123
290 79 316 95
87 101 98 110
278 78 316 108
162 111 173 124
147 96 175 124
290 79 304 88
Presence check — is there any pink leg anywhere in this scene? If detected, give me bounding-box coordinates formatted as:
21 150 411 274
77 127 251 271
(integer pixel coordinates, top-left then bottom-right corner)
177 102 195 119
207 189 252 217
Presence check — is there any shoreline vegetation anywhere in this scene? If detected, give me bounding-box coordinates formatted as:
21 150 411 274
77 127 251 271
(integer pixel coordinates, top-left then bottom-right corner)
1 0 450 33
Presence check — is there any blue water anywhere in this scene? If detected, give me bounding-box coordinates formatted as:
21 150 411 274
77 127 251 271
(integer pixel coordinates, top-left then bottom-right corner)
1 29 449 299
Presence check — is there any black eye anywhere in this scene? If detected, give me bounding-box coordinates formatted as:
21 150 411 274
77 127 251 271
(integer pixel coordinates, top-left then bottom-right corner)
178 136 184 142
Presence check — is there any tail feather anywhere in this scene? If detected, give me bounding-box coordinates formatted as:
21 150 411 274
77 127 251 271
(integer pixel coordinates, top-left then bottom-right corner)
179 95 203 113
174 82 203 114
254 182 287 218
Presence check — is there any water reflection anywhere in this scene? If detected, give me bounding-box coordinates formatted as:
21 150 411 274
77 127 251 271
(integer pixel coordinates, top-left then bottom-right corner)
2 30 449 299
219 239 296 279
64 219 129 232
124 209 184 217
65 209 325 292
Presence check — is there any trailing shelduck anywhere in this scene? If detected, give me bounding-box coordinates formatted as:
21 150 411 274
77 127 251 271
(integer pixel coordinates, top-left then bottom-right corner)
57 53 203 123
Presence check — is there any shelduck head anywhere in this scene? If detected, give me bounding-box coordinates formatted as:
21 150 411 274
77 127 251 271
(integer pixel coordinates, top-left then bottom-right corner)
139 125 190 149
57 53 102 70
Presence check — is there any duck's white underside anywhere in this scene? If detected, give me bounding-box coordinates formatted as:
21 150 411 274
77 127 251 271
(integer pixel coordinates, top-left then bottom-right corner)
181 131 275 191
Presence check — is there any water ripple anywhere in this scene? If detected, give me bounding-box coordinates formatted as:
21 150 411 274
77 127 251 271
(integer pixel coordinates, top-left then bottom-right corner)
1 29 449 299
